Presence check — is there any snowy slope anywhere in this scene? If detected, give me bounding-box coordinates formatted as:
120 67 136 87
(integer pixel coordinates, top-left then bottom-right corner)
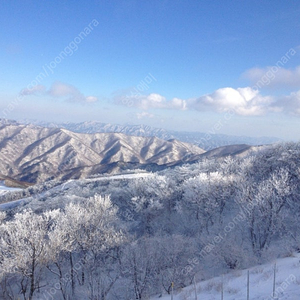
152 254 300 300
0 122 205 183
0 173 152 211
21 119 282 150
0 181 22 196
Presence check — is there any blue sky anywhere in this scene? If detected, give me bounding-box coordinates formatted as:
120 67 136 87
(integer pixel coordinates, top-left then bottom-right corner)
1 0 300 139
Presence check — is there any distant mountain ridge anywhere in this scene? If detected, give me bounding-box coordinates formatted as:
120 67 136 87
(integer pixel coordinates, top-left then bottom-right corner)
0 120 205 183
0 119 278 184
22 119 282 150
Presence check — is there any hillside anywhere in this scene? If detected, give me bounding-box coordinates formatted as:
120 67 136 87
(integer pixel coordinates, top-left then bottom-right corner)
152 253 300 300
0 121 205 183
22 119 282 150
1 142 300 299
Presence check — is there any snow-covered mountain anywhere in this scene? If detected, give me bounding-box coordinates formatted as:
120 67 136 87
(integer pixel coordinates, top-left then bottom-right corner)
0 120 205 183
0 119 277 184
22 119 282 150
1 141 300 299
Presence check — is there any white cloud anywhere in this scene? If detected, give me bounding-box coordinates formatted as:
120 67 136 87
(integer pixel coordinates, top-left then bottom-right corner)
169 97 187 110
48 82 77 98
114 85 300 118
147 93 164 103
243 66 300 89
20 84 46 96
272 90 300 115
139 94 167 110
136 111 155 119
115 93 187 111
20 82 98 104
85 96 98 103
116 87 272 116
188 87 272 116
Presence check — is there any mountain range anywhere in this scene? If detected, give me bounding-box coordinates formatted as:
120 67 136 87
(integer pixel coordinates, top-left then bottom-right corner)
0 119 206 183
0 119 272 184
22 119 282 150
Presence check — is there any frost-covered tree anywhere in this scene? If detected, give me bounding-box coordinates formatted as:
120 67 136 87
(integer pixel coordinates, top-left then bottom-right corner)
0 211 5 225
121 238 158 299
47 194 125 298
130 174 173 234
181 172 234 235
0 209 58 300
246 169 293 256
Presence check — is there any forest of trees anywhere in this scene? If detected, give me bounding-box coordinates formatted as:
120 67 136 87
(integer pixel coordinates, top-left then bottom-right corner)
1 142 300 299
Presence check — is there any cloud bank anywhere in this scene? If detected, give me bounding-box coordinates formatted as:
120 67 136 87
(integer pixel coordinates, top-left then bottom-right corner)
272 90 300 115
115 86 300 117
243 65 300 89
20 84 46 96
115 87 272 116
21 81 300 117
20 82 98 103
189 87 271 116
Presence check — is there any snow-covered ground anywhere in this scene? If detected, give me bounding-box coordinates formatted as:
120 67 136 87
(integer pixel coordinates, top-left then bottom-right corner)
0 198 27 210
0 181 25 210
56 173 152 191
152 253 300 300
85 172 152 182
0 181 22 196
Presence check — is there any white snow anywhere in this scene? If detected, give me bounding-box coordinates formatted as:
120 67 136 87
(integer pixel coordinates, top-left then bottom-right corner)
0 198 27 210
57 173 152 193
0 181 24 210
84 172 152 183
152 253 300 300
0 181 22 196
